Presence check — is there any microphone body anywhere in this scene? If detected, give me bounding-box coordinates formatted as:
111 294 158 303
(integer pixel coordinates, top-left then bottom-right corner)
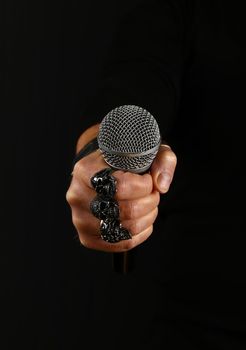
97 105 161 274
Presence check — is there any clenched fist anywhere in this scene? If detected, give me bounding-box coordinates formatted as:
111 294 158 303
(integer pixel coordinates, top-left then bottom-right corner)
66 124 177 252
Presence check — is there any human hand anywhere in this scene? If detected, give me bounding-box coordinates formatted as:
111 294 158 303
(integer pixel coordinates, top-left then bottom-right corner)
66 125 177 252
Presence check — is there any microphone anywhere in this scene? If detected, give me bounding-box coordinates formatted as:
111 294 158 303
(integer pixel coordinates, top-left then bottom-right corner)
97 105 161 274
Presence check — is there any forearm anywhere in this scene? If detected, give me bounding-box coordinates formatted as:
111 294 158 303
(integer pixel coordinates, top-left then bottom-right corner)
76 123 100 153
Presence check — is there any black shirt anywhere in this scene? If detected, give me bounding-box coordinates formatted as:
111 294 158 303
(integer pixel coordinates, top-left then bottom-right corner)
81 1 246 348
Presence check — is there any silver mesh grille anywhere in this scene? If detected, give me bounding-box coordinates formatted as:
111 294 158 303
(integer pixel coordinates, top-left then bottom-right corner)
98 105 161 173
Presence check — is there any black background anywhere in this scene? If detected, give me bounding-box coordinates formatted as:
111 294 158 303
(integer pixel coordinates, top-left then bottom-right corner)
3 1 156 349
4 1 246 349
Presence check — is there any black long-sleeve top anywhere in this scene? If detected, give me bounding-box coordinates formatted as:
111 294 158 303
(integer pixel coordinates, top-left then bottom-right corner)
81 1 246 348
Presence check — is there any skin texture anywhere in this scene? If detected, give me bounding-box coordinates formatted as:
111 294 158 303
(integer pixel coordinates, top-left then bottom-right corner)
66 124 177 252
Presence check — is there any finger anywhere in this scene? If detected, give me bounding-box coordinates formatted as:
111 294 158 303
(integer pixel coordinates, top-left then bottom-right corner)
121 207 158 236
151 144 177 193
73 148 154 199
70 208 100 238
113 171 153 200
119 191 160 220
72 149 108 188
66 176 95 211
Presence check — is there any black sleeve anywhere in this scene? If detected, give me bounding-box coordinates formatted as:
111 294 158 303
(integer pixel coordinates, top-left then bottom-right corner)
81 0 194 137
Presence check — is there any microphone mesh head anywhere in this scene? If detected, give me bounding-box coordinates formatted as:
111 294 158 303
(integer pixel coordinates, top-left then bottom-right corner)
98 105 161 173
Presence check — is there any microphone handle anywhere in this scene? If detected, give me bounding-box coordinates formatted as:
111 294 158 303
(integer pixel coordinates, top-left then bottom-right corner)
112 250 135 274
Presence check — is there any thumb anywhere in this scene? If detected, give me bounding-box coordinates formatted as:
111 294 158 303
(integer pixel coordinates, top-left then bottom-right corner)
150 144 177 194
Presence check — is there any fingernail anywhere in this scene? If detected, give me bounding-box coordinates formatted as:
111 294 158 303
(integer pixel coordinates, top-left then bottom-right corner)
157 173 171 193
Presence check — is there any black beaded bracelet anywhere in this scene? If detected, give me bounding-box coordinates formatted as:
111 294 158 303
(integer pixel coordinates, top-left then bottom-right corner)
72 137 99 168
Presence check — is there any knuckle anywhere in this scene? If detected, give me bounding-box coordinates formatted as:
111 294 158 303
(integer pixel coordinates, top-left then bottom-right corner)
118 172 135 196
166 151 177 166
71 214 82 228
126 201 138 219
128 220 140 235
66 190 79 206
142 174 153 190
123 172 134 183
117 177 128 198
73 161 84 174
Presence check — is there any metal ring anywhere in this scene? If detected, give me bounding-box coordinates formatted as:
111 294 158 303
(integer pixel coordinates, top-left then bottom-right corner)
100 219 132 243
90 168 117 198
90 168 132 243
90 195 119 221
